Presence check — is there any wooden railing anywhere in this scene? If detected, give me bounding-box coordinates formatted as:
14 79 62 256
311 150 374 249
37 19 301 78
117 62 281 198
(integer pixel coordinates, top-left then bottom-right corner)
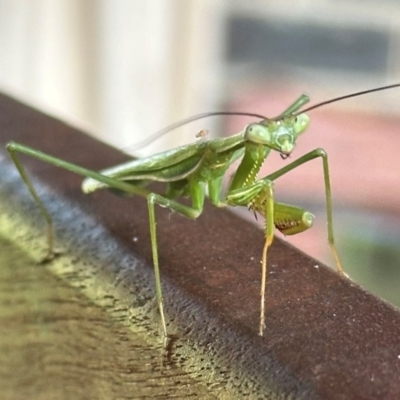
1 92 400 399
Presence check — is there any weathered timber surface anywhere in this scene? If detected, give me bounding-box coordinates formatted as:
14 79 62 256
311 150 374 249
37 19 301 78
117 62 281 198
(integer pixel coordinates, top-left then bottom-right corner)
1 92 400 399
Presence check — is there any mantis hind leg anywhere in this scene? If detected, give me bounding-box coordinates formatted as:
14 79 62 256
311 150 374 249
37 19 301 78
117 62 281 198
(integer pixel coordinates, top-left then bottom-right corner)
6 141 151 261
7 141 207 339
7 144 56 261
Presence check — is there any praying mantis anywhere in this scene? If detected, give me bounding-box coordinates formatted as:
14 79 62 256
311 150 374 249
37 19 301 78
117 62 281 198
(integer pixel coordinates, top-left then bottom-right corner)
6 83 400 338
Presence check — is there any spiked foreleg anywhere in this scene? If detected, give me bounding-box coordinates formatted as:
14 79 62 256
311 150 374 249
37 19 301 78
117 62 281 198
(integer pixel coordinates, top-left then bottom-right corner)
263 148 344 275
259 181 275 336
226 179 275 336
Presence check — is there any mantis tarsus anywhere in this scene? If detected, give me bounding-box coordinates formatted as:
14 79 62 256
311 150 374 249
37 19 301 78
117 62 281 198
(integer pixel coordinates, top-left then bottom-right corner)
6 83 400 338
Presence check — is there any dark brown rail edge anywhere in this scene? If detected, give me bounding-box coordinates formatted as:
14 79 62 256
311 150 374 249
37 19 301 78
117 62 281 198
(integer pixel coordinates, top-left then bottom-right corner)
1 92 400 399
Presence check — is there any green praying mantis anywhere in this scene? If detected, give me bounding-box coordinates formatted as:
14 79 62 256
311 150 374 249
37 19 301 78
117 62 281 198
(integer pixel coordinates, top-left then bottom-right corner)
6 83 400 338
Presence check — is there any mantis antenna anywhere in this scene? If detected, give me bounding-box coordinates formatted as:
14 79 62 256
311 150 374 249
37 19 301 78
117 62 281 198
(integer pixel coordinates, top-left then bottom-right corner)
130 83 400 152
296 83 400 114
129 111 268 151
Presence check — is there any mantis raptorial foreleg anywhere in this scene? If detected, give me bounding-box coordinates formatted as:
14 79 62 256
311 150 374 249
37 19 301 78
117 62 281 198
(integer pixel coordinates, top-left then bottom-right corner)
229 147 343 335
258 181 275 336
259 147 344 274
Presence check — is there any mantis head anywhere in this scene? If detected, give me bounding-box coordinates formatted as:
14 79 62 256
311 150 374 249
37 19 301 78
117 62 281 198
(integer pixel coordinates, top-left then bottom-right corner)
244 113 310 156
241 83 400 157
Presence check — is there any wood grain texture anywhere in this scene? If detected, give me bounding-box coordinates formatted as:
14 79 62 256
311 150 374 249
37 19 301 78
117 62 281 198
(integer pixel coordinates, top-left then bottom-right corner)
0 236 219 400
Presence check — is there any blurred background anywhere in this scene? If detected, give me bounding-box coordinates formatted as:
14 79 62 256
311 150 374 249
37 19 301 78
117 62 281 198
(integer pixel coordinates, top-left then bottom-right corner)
1 0 400 307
